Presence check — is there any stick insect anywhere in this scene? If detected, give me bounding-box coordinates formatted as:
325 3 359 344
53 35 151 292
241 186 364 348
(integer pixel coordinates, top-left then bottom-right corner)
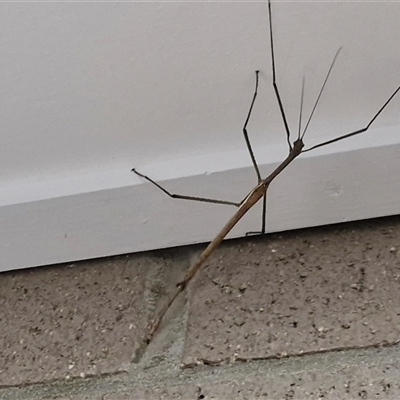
132 0 400 343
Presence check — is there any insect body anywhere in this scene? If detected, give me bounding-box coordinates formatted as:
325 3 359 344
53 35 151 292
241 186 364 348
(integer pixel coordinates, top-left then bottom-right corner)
132 0 400 343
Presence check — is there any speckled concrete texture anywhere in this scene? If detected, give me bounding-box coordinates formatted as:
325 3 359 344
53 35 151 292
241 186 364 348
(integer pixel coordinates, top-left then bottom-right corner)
0 256 143 385
103 357 400 400
0 249 189 386
183 217 400 366
2 216 400 399
54 346 400 399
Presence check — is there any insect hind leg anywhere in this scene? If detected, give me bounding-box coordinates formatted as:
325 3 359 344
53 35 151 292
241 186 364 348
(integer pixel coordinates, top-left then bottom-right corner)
132 168 241 207
245 192 267 236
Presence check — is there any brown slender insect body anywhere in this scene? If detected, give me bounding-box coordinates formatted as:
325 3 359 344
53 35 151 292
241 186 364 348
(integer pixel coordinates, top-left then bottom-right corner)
178 138 304 288
145 140 304 340
133 1 400 342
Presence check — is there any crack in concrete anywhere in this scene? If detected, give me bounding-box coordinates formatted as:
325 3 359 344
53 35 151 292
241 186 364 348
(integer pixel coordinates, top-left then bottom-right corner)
3 343 400 399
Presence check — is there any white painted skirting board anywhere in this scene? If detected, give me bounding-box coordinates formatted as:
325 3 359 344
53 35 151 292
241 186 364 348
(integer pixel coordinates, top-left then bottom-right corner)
1 127 399 273
1 2 400 272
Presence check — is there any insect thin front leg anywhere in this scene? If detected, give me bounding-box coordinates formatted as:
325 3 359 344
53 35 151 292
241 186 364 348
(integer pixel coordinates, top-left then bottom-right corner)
301 83 400 153
243 0 293 237
132 168 241 207
241 71 269 236
243 70 262 182
268 0 292 153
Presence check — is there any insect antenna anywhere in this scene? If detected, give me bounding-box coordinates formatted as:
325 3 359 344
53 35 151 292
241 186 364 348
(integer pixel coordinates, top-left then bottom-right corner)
297 76 306 141
300 47 342 141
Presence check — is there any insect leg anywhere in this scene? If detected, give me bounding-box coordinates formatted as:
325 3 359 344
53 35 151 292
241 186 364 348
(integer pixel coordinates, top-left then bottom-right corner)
302 84 400 153
268 0 292 152
132 168 241 207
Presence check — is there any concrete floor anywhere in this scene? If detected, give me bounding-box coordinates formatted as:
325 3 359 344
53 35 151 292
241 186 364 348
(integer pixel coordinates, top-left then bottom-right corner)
1 215 400 399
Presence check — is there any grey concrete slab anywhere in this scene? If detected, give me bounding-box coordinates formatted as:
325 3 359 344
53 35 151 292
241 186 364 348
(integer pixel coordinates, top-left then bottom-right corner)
183 216 400 365
3 343 400 399
0 250 187 386
2 216 400 400
56 396 104 400
103 360 400 400
55 345 400 400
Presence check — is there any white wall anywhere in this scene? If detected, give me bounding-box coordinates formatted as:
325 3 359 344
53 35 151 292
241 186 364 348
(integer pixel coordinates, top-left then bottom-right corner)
1 2 400 272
